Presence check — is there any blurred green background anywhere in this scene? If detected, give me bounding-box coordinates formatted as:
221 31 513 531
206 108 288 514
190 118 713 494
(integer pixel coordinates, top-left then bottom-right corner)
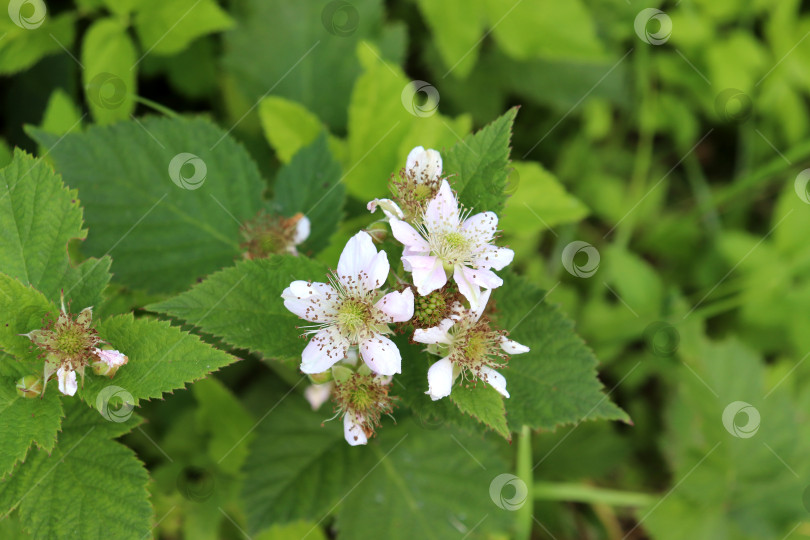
2 0 810 539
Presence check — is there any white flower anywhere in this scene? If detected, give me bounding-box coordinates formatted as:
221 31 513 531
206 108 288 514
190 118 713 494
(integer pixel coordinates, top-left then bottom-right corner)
94 348 128 368
57 366 77 396
282 231 414 376
367 198 404 220
304 382 333 410
406 146 442 183
413 290 529 401
390 179 514 308
344 410 369 446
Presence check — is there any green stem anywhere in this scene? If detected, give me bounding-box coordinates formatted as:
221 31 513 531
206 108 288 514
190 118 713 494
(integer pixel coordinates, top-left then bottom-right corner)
684 153 721 237
534 482 655 507
132 95 180 118
515 425 533 540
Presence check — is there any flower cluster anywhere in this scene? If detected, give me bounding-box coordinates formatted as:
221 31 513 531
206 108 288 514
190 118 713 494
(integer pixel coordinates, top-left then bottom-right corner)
19 298 128 398
283 147 528 445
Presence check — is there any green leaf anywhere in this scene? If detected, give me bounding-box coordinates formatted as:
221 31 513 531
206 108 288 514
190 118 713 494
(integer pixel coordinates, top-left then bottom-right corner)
0 402 151 540
343 42 472 199
258 96 324 163
147 256 327 363
273 134 344 255
222 0 392 130
442 107 517 213
76 313 237 406
499 161 589 236
192 377 254 475
449 384 511 440
0 13 75 75
133 0 234 56
241 392 509 538
0 273 54 361
415 0 487 78
484 0 606 62
0 150 111 309
494 273 629 430
28 116 266 294
644 339 808 539
37 89 83 138
255 521 327 540
81 18 137 124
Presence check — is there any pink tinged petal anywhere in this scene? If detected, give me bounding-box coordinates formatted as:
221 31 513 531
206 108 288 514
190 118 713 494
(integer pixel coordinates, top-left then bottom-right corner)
360 335 401 376
390 218 429 252
367 198 404 220
281 281 339 323
406 146 442 182
361 250 390 292
426 357 455 401
500 336 530 354
480 366 509 398
293 216 311 245
95 348 128 368
425 180 460 230
477 246 514 271
453 265 481 309
413 318 455 345
301 326 349 374
462 211 498 244
337 231 378 285
405 256 447 295
304 382 333 410
375 288 414 323
57 367 77 396
344 411 368 446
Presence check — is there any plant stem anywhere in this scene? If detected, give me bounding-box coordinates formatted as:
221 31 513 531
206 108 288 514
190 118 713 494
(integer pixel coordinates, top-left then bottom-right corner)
133 95 180 118
515 425 533 540
533 482 655 507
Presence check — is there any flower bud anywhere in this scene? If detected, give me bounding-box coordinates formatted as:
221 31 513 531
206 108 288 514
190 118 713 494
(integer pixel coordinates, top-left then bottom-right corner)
16 375 43 398
365 222 388 243
308 370 333 385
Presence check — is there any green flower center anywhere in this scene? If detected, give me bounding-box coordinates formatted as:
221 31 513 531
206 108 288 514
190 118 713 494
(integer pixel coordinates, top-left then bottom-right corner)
55 326 89 356
338 299 370 337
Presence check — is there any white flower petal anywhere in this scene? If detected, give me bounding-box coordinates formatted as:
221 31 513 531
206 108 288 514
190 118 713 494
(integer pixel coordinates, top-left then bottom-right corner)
337 232 378 286
390 218 430 252
468 267 503 289
477 246 514 271
425 180 460 230
375 288 414 323
367 198 405 220
426 357 455 401
293 216 311 245
57 367 77 396
301 326 349 374
405 256 447 295
453 265 481 309
500 336 530 354
360 250 390 292
94 348 128 368
360 335 402 375
462 211 498 245
480 366 509 398
470 288 492 323
407 146 442 182
304 382 333 410
282 281 339 323
344 411 368 446
413 318 455 345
